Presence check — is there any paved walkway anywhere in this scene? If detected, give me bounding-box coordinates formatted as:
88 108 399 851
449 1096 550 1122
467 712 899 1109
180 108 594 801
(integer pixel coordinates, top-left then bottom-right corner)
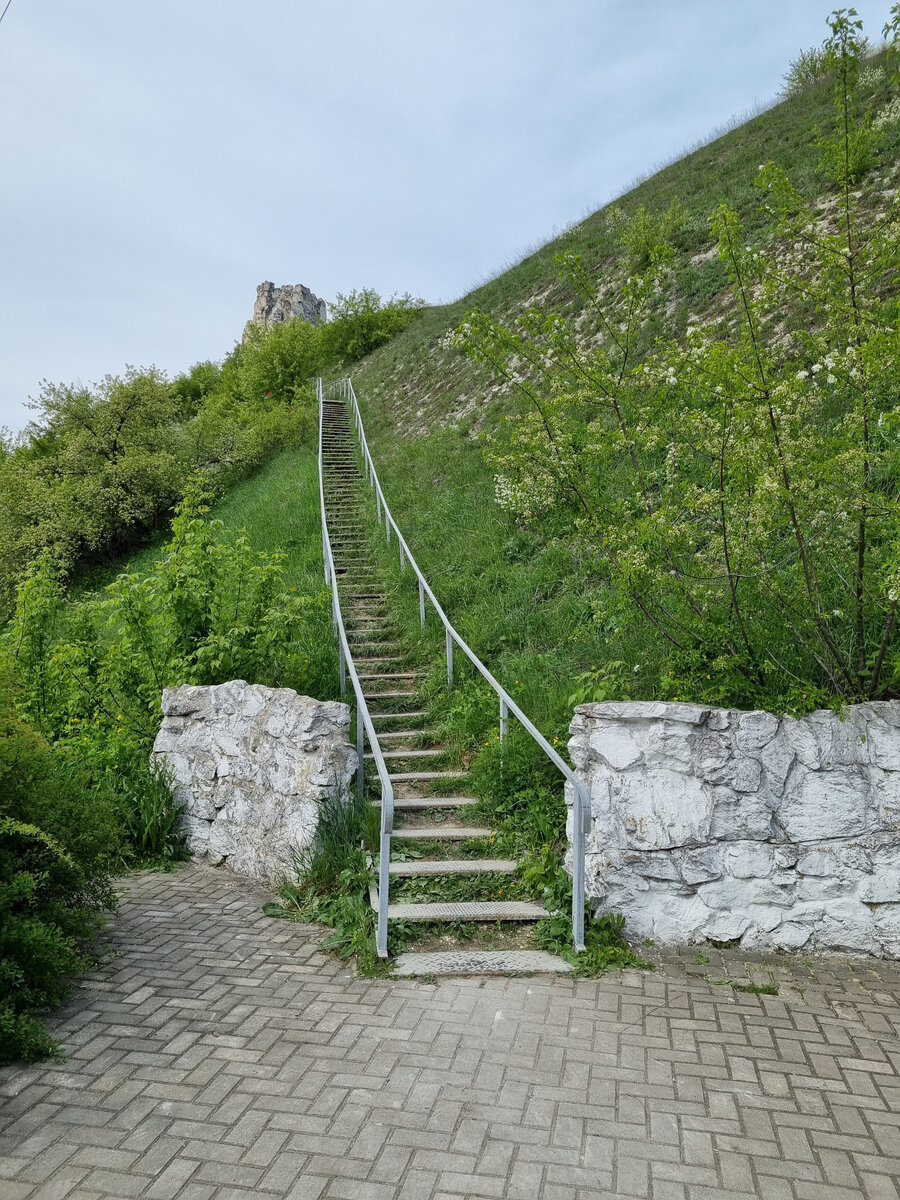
2 866 899 1200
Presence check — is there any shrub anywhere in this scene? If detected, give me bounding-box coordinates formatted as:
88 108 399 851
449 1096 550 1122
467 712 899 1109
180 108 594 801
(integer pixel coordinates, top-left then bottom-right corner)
4 481 333 873
452 10 900 712
782 45 831 96
322 289 424 364
0 699 119 1064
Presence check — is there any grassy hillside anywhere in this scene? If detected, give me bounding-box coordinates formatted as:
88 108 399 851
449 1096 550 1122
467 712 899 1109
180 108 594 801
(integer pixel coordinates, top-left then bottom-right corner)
353 52 897 433
341 37 900 731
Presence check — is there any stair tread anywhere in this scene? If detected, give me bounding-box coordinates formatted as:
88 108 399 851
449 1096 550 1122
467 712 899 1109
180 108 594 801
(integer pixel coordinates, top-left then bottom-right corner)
371 710 428 721
381 796 477 811
392 826 491 840
367 748 444 761
357 672 425 680
383 900 549 921
393 950 572 976
388 769 466 782
387 858 517 876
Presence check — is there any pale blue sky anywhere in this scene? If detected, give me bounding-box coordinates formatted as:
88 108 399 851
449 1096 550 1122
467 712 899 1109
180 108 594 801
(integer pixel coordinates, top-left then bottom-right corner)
0 1 894 431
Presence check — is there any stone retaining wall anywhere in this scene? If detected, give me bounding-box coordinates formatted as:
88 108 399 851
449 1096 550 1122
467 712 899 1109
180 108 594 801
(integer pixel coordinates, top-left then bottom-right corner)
152 680 356 882
567 700 900 955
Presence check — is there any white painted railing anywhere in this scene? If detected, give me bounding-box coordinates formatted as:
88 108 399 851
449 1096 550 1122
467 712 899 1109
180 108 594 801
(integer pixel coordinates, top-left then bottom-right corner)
331 377 590 953
317 379 394 957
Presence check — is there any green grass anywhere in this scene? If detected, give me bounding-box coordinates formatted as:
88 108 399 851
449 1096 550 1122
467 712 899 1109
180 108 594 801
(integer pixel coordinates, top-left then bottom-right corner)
353 425 607 741
335 46 900 747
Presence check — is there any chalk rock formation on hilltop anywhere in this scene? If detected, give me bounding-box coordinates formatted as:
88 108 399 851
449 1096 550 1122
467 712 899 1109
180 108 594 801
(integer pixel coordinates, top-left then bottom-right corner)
244 281 327 340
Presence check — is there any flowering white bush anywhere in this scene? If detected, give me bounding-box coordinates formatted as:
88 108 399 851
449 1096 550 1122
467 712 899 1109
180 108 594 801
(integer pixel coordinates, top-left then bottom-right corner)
874 95 900 129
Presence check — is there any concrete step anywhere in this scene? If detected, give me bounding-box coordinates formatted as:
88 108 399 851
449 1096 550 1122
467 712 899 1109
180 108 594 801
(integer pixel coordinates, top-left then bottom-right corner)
357 672 425 682
386 858 517 877
392 950 572 976
382 900 549 922
376 796 477 811
366 748 445 761
370 709 427 721
387 769 467 783
392 826 491 840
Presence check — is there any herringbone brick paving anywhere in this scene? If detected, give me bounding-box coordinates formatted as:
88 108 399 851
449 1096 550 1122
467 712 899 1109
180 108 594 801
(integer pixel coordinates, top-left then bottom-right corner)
1 866 899 1199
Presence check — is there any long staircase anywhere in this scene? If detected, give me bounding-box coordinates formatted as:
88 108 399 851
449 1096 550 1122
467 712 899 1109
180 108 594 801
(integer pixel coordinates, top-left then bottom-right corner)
320 386 580 977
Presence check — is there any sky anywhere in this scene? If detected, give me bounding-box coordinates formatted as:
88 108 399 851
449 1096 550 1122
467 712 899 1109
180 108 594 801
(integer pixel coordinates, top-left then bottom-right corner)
0 0 895 433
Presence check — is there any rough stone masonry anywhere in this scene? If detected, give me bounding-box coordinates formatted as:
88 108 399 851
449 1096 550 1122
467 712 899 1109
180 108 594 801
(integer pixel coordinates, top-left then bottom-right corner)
568 700 900 956
152 680 356 881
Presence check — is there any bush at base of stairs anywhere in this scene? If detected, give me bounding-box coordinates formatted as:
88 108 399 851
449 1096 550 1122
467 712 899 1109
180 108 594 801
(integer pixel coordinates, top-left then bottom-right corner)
0 704 120 1065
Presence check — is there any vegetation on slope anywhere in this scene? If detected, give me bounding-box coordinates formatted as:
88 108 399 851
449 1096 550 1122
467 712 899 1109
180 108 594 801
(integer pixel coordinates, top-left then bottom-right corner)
0 288 424 1059
350 10 900 724
0 445 340 1061
0 290 421 616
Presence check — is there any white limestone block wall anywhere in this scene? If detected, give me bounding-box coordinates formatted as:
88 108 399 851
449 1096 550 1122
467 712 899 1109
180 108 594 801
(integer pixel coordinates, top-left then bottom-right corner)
567 701 900 956
152 680 356 882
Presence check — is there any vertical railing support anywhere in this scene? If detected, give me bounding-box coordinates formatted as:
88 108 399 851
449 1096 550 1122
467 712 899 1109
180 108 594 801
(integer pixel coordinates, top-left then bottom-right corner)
499 697 508 744
377 821 390 957
339 643 346 697
418 579 426 628
572 781 588 952
446 628 453 685
356 712 364 802
399 542 405 572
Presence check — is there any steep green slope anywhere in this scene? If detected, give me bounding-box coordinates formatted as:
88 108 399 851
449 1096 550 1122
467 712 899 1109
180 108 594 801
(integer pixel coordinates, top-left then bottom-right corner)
342 41 900 731
354 57 895 432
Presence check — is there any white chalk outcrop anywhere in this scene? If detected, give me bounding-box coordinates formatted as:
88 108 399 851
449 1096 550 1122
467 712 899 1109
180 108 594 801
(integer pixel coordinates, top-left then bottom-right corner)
152 681 356 882
568 701 900 956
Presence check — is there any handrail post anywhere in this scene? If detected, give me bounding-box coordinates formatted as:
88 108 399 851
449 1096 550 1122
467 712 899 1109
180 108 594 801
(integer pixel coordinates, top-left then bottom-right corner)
418 579 426 627
377 820 390 958
499 696 508 745
356 711 364 802
399 542 405 572
446 628 453 685
572 780 588 952
339 643 346 697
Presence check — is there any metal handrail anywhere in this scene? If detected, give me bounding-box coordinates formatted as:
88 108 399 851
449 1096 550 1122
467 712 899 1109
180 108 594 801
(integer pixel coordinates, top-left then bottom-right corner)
317 379 394 957
331 377 590 953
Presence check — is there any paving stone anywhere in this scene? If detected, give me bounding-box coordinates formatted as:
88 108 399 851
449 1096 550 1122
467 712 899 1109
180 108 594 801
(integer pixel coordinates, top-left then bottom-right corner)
0 865 898 1200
